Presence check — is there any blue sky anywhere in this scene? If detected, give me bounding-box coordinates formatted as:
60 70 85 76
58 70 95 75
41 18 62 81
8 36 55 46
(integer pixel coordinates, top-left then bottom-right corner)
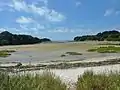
0 0 120 40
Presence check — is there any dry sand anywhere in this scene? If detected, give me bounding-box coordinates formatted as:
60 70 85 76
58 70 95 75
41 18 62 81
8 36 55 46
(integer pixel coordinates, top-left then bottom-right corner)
19 64 120 87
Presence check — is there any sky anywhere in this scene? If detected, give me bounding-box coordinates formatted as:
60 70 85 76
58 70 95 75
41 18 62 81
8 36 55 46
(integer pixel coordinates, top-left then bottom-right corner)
0 0 120 40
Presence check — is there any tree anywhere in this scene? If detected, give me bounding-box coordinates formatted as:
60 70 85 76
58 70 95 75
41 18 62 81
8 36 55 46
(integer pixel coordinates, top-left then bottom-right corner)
74 30 120 41
0 31 51 46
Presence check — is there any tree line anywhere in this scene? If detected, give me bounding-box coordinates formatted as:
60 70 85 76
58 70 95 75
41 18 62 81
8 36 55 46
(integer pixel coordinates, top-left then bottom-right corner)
0 31 51 45
74 30 120 41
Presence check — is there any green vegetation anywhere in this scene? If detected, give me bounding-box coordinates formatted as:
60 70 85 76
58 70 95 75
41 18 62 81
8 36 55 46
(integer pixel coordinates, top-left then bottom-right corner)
60 54 66 57
74 30 120 41
60 52 82 57
98 43 120 45
0 31 51 46
66 52 82 55
87 48 96 52
1 70 120 90
88 46 120 53
0 71 67 90
77 71 120 90
0 50 15 57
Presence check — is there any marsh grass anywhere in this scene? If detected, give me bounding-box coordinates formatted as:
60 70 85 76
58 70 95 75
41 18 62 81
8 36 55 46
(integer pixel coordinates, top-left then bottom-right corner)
0 71 67 90
61 54 66 57
76 71 120 90
88 46 120 53
0 50 15 57
98 43 120 45
66 52 82 55
60 52 82 57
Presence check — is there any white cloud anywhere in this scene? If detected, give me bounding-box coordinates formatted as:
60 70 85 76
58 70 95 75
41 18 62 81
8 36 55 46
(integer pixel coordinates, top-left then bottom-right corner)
0 27 21 33
10 0 28 11
39 0 48 6
75 1 81 7
9 0 65 22
36 24 45 29
116 11 120 15
104 8 120 16
0 8 3 12
0 26 43 37
29 5 48 16
19 22 45 33
104 9 114 16
16 16 35 24
20 24 29 30
0 28 7 32
48 28 75 33
46 10 65 22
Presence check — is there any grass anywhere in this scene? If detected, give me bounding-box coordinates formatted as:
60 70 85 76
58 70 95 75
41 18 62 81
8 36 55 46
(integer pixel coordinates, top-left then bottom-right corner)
66 52 82 55
0 71 67 90
61 54 66 57
0 50 15 57
60 52 82 57
1 70 120 90
88 46 120 53
98 43 120 45
76 71 120 90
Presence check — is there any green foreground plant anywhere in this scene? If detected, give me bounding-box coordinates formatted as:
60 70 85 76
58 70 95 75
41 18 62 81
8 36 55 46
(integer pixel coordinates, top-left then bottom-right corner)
77 71 120 90
0 71 67 90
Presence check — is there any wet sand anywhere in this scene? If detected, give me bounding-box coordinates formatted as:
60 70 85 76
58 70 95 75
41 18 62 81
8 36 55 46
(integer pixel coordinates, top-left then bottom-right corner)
0 42 120 66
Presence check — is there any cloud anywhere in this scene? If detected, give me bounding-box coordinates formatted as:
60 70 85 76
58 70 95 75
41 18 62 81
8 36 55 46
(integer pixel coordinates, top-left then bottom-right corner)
36 24 45 29
104 9 120 16
8 0 65 22
0 25 43 37
16 16 35 24
48 28 75 33
10 0 28 11
19 22 45 32
0 27 21 34
75 1 81 7
46 10 65 22
116 11 120 15
38 0 48 6
0 8 3 12
0 28 7 32
104 9 114 16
